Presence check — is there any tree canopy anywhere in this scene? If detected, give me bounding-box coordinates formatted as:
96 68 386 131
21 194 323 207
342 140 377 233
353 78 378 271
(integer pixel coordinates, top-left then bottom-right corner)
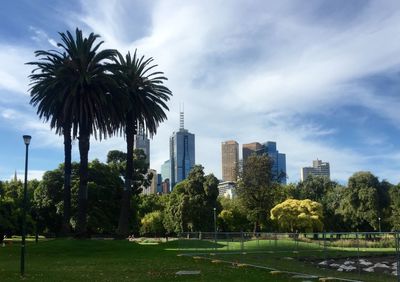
270 199 323 233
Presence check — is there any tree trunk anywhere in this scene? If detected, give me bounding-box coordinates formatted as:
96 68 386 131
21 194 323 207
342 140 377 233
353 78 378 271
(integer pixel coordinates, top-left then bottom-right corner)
61 123 72 236
76 127 90 238
117 115 135 237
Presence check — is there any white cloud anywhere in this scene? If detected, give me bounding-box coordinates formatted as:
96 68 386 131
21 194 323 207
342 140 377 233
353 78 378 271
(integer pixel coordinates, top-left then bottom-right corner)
62 0 400 183
1 1 400 183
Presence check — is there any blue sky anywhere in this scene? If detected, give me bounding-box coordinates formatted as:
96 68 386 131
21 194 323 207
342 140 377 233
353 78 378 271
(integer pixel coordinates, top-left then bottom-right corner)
0 0 399 184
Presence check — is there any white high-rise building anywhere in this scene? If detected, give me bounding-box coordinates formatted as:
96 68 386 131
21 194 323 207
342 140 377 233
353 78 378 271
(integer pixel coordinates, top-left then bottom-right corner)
300 159 330 181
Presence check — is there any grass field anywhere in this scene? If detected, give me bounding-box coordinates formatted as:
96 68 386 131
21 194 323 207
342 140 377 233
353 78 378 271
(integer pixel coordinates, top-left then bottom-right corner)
176 238 398 281
0 238 397 281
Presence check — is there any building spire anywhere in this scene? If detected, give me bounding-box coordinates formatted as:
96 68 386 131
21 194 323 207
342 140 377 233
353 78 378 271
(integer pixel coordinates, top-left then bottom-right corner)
13 170 17 181
179 103 184 130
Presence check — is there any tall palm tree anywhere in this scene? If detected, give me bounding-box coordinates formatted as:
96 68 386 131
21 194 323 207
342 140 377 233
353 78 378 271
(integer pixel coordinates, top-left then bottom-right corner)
28 50 73 235
113 51 172 237
29 28 121 237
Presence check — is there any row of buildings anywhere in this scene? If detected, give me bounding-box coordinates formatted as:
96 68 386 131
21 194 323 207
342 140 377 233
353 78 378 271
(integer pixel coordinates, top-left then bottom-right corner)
221 140 287 184
135 112 330 196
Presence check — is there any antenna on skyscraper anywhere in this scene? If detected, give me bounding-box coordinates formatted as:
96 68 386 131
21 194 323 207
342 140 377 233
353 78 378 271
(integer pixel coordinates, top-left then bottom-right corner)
179 102 184 130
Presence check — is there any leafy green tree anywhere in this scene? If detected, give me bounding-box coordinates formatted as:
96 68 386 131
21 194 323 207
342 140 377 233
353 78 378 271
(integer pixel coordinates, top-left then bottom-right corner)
270 199 323 232
138 194 167 219
85 160 123 234
337 171 389 231
33 166 65 235
296 175 345 231
389 184 400 230
323 184 348 232
236 154 278 232
0 180 36 239
163 165 219 233
297 175 336 202
107 150 127 177
33 160 123 235
163 191 187 234
140 211 165 236
107 149 152 193
218 197 251 232
112 51 172 237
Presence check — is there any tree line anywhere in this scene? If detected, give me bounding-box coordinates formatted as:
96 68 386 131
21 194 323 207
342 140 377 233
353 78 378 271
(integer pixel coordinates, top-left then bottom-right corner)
2 153 399 241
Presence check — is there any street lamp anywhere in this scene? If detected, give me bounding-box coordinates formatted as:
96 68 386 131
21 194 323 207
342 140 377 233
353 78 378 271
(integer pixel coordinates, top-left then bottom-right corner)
21 135 31 276
378 217 381 233
213 207 217 244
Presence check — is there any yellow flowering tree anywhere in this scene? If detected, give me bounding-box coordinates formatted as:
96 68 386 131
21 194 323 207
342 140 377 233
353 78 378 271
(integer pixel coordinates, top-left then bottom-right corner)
270 199 323 232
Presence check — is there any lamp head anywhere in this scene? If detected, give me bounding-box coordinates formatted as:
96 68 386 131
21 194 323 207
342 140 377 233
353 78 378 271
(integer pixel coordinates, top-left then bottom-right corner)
23 135 32 145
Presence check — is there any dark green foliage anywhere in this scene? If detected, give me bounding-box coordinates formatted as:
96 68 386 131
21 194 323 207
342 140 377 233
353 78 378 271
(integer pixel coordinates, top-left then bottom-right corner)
389 184 400 230
337 171 389 231
32 160 123 235
0 180 36 239
163 165 219 233
140 211 165 236
296 175 344 231
138 194 167 218
107 149 151 195
218 197 251 232
236 154 278 232
297 175 336 202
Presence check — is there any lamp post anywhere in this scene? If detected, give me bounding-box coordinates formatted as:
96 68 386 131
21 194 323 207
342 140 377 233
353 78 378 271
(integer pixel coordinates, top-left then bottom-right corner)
21 135 31 276
378 217 381 233
213 207 217 244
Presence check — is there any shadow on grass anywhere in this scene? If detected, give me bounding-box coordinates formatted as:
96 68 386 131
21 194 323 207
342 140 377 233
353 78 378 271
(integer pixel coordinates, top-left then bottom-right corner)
163 239 226 251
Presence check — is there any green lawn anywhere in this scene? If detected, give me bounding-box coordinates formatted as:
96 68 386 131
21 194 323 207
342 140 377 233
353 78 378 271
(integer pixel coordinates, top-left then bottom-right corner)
0 238 396 281
173 238 397 281
0 239 315 282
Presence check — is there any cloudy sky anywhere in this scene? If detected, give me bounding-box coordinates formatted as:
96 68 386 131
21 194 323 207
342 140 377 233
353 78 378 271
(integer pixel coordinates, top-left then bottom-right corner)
0 0 399 184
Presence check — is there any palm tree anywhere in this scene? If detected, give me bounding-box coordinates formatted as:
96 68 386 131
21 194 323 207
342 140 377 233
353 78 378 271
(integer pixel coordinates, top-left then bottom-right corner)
29 28 121 237
113 51 172 237
28 50 73 235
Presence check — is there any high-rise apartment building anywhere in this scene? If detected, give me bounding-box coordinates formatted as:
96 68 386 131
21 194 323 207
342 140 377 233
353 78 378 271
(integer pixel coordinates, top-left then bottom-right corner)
300 159 330 181
221 140 239 182
134 126 150 165
169 111 195 189
242 141 287 184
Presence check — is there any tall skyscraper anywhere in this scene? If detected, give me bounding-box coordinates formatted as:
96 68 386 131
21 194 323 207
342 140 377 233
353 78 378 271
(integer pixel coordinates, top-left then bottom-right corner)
300 159 330 181
161 160 171 181
242 141 287 184
263 141 287 184
134 125 150 165
169 111 195 189
160 159 171 191
221 140 239 182
242 142 263 161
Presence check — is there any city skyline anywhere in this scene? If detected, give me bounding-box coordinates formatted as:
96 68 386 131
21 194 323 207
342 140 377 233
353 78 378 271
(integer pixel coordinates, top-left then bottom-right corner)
1 1 400 184
169 111 195 188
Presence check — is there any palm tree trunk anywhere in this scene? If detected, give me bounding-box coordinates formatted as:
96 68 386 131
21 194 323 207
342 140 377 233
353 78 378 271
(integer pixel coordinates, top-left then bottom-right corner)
117 115 135 237
76 127 90 238
61 123 72 236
